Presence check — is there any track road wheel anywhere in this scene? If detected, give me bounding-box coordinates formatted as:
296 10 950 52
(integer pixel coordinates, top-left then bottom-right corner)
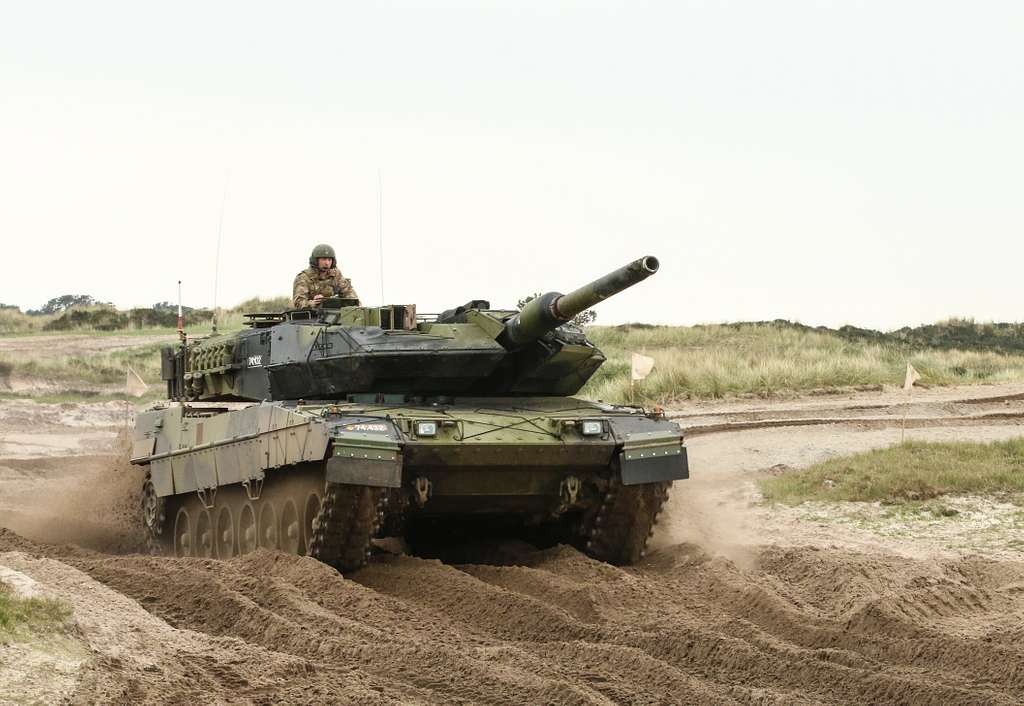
194 508 214 558
302 490 322 555
238 502 258 555
173 506 193 558
308 483 384 573
258 501 279 550
141 471 166 542
279 498 302 555
215 505 235 558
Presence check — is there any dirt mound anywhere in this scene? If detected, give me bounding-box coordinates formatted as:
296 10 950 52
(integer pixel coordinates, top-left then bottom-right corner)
3 385 1024 703
0 545 399 704
2 530 1021 704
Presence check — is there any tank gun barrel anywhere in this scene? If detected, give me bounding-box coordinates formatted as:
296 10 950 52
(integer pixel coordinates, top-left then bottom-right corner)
502 255 659 347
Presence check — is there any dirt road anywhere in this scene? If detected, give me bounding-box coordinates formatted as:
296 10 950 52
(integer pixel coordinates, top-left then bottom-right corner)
2 383 1023 703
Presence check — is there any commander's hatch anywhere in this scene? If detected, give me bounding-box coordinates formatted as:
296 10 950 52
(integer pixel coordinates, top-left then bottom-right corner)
244 312 286 328
245 303 419 331
326 304 418 330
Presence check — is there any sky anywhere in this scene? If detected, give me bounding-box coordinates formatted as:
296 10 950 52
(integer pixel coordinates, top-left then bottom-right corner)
1 1 1021 329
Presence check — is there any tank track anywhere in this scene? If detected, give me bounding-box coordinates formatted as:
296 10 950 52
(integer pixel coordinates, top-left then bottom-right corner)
583 476 671 565
141 470 167 555
143 460 669 569
308 482 386 573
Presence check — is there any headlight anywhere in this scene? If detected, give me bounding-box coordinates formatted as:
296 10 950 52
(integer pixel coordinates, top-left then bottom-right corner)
415 421 437 437
581 420 603 436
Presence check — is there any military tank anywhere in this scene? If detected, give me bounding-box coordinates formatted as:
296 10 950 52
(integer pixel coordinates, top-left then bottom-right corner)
130 255 687 571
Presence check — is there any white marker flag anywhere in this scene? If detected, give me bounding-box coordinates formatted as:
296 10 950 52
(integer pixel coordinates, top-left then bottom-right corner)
631 352 656 382
903 363 921 392
126 366 149 398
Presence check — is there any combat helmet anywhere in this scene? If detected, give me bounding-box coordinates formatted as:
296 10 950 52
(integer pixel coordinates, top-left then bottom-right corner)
309 243 336 269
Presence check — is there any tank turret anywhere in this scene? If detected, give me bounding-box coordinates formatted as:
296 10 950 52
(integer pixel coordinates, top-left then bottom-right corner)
161 256 661 402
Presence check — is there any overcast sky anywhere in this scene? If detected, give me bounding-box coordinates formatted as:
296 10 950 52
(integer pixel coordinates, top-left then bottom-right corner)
1 1 1021 328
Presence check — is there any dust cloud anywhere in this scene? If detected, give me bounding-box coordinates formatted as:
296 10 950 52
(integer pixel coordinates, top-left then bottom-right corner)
0 434 148 554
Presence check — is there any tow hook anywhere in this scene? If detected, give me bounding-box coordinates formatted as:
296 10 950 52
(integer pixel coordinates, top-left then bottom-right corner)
414 477 432 507
560 475 581 507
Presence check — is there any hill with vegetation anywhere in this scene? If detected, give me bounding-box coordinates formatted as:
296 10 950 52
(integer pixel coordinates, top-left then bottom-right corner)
3 296 1024 403
581 319 1024 403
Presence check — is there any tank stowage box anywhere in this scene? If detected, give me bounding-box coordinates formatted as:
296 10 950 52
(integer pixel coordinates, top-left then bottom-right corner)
132 256 688 571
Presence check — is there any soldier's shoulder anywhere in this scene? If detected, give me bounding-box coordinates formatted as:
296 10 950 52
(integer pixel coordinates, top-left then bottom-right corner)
294 267 315 281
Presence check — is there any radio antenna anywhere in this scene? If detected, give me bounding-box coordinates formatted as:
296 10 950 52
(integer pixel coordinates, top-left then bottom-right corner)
212 169 230 333
378 168 385 305
177 280 185 341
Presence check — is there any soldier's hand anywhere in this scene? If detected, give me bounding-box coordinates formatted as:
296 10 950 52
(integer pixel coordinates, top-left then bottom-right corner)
312 294 324 306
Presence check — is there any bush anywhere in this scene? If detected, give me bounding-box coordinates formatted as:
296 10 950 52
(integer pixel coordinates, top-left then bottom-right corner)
43 306 214 332
27 294 112 316
229 296 293 313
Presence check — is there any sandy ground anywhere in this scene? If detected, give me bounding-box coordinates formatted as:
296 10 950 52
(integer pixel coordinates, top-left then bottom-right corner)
1 354 1023 703
0 334 177 361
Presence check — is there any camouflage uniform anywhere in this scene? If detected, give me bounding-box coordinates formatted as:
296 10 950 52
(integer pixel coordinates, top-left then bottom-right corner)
292 267 359 308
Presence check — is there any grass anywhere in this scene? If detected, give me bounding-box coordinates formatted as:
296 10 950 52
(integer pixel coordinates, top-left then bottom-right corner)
0 341 168 387
760 438 1024 505
580 322 1024 403
0 295 292 336
0 308 61 334
0 298 292 396
0 583 72 639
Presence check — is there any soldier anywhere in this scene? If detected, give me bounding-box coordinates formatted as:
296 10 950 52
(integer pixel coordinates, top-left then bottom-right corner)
293 243 359 308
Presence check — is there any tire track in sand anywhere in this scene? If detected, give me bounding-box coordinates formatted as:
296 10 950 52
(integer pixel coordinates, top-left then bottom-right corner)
3 531 1022 705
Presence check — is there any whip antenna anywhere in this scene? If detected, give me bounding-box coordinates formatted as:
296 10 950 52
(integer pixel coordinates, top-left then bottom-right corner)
177 280 184 341
212 169 230 333
378 168 384 305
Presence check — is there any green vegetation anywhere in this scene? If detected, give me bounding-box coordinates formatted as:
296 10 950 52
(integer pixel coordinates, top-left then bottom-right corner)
212 296 293 331
0 583 72 638
0 296 292 335
581 322 1024 403
760 438 1024 505
0 342 168 387
43 305 210 332
0 307 61 334
833 318 1024 355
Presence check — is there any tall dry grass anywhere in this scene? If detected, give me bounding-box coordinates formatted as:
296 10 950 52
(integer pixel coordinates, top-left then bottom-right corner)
0 309 59 334
0 342 167 387
580 323 1024 403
